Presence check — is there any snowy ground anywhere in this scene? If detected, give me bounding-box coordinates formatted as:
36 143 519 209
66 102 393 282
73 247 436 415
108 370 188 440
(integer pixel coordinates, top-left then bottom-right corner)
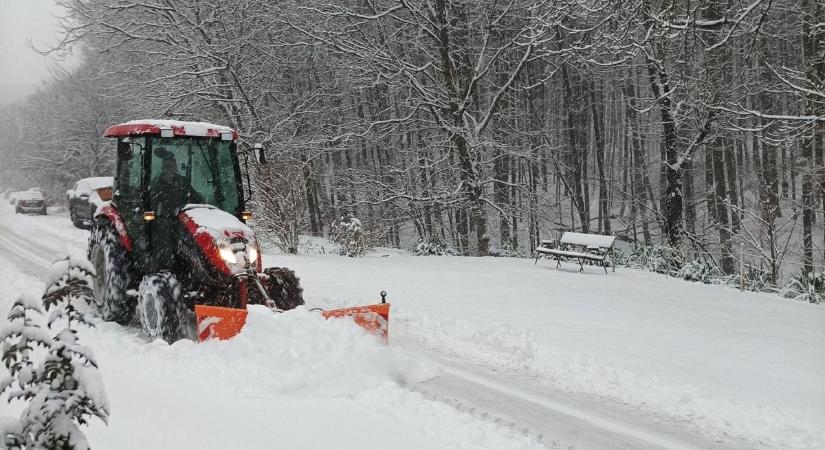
1 205 824 449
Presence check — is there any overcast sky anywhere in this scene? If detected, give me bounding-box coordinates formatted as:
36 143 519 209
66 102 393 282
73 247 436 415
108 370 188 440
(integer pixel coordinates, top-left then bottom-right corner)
0 0 82 103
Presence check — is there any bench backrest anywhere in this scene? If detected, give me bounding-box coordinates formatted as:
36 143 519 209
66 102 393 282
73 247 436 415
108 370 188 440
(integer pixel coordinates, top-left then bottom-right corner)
560 232 615 249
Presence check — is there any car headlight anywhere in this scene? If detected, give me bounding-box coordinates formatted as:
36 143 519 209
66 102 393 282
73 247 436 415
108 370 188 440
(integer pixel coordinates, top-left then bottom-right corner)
217 239 237 264
247 245 258 264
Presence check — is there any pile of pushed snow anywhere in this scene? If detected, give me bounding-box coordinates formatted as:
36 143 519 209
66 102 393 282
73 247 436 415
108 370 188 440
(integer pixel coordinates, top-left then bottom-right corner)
177 306 434 395
80 307 544 450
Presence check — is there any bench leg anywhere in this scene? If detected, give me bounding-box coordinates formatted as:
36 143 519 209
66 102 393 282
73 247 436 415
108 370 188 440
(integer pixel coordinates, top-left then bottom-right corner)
555 257 561 269
578 258 584 272
603 262 608 274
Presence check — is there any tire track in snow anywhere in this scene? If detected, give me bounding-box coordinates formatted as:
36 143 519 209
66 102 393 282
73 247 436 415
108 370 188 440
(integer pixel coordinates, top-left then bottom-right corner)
0 221 55 275
400 343 755 450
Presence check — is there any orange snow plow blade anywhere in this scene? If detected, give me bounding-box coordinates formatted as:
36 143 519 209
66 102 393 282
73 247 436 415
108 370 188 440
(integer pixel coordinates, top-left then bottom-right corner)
195 305 248 342
195 303 391 343
321 303 391 344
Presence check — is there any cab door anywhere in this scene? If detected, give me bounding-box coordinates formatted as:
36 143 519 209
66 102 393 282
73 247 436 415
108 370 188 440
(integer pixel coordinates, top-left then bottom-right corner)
113 138 148 258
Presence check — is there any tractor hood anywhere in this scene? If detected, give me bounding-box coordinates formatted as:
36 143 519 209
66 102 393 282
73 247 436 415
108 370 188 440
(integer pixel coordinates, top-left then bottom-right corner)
178 205 262 275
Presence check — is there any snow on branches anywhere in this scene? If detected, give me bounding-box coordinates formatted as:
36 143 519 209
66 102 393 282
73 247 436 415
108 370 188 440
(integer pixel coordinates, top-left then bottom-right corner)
0 255 109 449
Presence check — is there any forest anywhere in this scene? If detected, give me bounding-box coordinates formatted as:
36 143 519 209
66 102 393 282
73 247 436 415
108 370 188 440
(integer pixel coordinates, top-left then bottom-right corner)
0 0 822 285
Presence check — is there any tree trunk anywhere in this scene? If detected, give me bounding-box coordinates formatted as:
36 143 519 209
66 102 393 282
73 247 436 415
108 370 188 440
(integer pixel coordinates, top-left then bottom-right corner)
589 82 610 234
713 145 734 274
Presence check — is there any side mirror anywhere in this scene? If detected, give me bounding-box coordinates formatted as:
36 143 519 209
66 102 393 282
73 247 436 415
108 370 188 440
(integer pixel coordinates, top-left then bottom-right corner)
117 141 133 160
253 143 267 165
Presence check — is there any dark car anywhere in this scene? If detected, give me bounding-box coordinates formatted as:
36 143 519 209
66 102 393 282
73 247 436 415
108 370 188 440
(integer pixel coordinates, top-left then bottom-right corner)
66 177 113 228
14 190 47 215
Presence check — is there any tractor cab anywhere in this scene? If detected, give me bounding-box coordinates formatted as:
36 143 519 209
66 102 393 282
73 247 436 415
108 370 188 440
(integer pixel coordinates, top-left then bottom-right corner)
104 120 252 271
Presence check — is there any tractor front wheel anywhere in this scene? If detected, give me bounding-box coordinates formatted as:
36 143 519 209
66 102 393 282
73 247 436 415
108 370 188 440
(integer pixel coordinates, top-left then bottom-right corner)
262 267 304 310
89 223 134 324
137 273 187 343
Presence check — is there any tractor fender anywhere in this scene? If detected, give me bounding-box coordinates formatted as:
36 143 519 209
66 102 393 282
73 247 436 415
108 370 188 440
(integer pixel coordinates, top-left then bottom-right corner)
94 202 133 252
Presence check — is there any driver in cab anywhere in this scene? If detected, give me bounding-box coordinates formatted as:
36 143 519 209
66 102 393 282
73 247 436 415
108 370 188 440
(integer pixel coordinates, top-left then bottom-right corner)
150 147 203 216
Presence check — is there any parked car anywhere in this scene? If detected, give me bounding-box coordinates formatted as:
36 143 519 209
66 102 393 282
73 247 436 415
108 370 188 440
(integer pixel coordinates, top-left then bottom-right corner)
66 177 113 228
14 190 47 215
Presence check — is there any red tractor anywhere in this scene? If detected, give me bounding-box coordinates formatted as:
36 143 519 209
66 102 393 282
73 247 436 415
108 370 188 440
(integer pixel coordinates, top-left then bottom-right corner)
89 120 307 342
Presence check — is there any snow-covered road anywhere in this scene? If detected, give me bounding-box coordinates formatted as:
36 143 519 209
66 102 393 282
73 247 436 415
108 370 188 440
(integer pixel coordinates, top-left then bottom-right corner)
1 205 823 449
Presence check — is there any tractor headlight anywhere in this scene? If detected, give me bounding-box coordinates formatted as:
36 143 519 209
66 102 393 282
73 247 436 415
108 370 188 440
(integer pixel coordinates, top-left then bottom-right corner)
247 245 259 264
217 240 237 264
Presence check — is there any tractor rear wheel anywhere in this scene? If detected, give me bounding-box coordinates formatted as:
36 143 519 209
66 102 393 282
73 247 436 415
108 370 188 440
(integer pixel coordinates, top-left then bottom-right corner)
263 267 304 310
137 272 187 343
89 223 134 325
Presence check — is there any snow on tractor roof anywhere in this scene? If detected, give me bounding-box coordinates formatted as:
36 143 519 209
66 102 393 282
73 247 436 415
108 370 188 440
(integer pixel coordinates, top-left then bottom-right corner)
104 120 237 139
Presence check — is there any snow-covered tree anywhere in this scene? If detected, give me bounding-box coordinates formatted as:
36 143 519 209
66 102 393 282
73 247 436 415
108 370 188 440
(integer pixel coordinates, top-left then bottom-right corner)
0 256 109 450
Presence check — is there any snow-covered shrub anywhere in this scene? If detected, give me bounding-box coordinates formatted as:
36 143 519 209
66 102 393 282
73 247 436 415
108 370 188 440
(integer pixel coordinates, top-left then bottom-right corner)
490 242 524 258
611 247 627 265
625 245 685 275
0 417 23 449
0 294 51 406
780 271 825 304
413 236 457 256
331 214 366 257
0 256 109 449
41 254 97 328
677 259 718 283
739 265 774 292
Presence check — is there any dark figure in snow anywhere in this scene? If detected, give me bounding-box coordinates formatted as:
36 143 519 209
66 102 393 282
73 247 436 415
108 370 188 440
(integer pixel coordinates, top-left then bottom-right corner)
150 150 203 216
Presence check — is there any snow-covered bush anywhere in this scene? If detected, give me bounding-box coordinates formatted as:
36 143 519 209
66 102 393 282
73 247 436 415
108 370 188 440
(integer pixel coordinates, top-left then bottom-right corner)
413 236 457 256
41 254 97 328
331 214 366 257
625 245 685 275
739 265 774 292
677 259 718 283
0 417 23 449
0 256 109 449
780 271 825 304
490 242 524 258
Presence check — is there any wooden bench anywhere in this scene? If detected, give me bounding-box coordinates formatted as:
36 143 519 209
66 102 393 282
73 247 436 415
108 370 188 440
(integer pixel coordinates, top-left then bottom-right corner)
534 232 616 273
